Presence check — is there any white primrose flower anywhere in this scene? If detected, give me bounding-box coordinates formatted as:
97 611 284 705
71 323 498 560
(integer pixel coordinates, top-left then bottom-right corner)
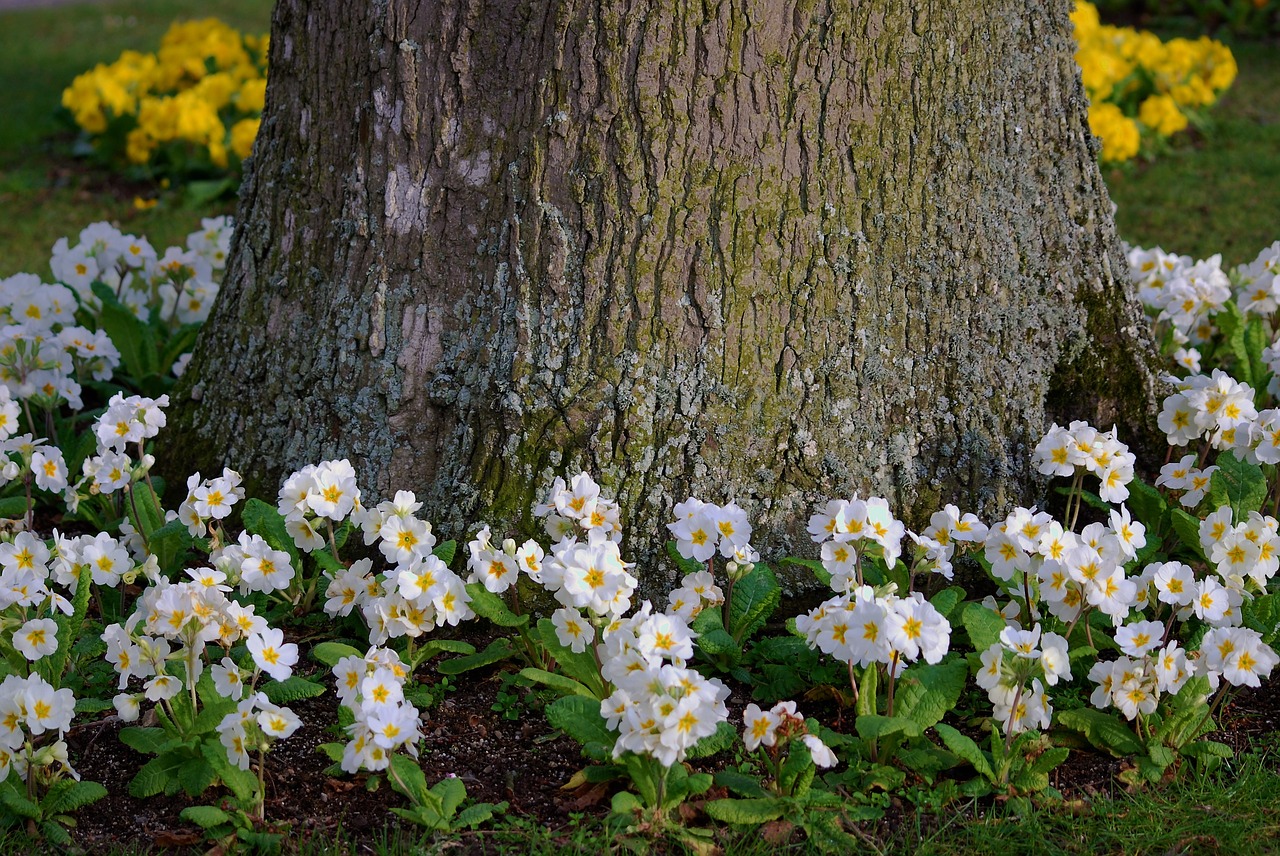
247 627 299 682
551 607 595 654
211 657 245 700
257 703 302 739
12 618 57 661
742 703 781 750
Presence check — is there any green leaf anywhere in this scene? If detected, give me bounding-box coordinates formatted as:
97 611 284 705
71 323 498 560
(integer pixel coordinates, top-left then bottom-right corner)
430 775 468 818
519 667 595 699
39 819 73 847
0 497 28 519
545 695 615 762
1243 594 1280 646
158 322 202 376
897 746 960 780
1169 509 1208 560
415 638 477 664
691 608 742 659
928 586 967 620
312 641 364 667
318 743 345 763
130 751 190 798
686 721 737 759
856 664 879 718
74 697 115 714
1028 747 1070 775
777 739 816 797
119 726 171 756
703 797 786 825
1146 744 1176 770
453 801 506 829
241 498 302 569
0 786 40 819
91 281 159 378
713 770 770 799
1125 479 1168 530
435 638 514 675
262 676 327 704
961 603 1006 653
178 757 217 797
856 715 921 740
1246 314 1272 392
147 519 195 575
1056 708 1145 757
49 562 92 686
894 658 968 731
433 540 457 566
126 482 165 543
387 753 433 806
312 549 344 574
728 563 781 643
201 741 258 803
1219 301 1253 386
933 723 995 781
1181 740 1234 760
1207 451 1267 522
464 583 529 628
180 805 231 830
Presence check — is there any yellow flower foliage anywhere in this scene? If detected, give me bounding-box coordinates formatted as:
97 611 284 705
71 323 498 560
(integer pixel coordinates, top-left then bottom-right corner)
1072 1 1236 163
61 18 268 174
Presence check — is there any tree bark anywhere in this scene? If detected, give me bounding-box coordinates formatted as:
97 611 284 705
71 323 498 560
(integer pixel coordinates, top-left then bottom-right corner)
166 0 1162 579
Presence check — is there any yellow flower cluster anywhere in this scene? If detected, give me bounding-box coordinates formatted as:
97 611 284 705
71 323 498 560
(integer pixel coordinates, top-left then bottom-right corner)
1072 1 1236 163
61 19 267 173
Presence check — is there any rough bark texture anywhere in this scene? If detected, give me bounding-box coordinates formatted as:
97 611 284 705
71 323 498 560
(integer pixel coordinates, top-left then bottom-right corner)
166 0 1162 587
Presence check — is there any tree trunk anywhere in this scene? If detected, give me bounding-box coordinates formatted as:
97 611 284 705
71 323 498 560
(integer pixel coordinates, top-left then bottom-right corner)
166 0 1162 579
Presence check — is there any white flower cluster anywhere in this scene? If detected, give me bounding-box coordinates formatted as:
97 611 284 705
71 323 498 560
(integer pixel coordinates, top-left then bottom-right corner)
216 531 296 595
807 496 906 571
1155 455 1217 508
278 459 362 551
796 583 950 675
69 392 169 508
666 497 754 564
600 603 729 767
909 504 988 580
986 504 1146 625
1159 370 1258 452
1087 628 1192 720
0 674 77 782
50 219 228 325
1232 240 1280 316
104 575 295 715
1033 421 1137 503
0 272 118 411
533 472 622 543
216 692 303 770
1128 246 1229 343
0 529 78 611
318 488 474 645
331 648 423 773
177 468 245 537
976 624 1071 734
741 701 837 767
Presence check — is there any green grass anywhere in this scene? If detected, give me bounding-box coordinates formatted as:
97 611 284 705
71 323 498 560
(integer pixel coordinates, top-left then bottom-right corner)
1107 39 1280 266
0 0 272 276
886 748 1280 856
